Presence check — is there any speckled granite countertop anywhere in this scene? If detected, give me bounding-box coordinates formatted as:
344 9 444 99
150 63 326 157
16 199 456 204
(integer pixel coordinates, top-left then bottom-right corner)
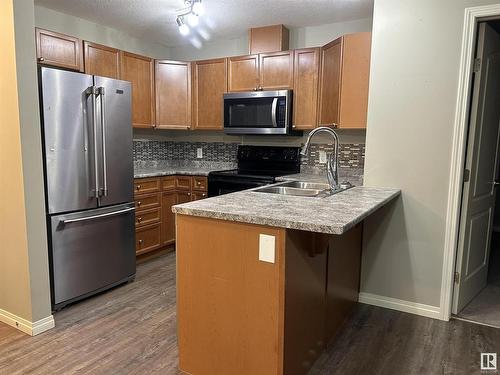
135 166 219 178
172 184 400 235
134 161 235 179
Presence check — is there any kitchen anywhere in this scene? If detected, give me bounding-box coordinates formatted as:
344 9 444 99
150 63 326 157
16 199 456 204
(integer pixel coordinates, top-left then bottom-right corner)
1 0 500 374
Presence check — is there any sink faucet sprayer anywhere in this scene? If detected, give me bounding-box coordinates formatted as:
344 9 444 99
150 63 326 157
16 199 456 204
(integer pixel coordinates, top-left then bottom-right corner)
301 126 341 192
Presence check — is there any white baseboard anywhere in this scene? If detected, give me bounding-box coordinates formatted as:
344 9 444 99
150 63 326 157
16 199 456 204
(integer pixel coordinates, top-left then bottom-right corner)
359 292 443 320
0 308 54 336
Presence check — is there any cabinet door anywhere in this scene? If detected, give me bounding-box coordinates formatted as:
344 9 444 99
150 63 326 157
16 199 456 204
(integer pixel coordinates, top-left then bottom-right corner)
156 60 191 129
259 51 293 90
292 48 320 130
191 191 207 201
192 58 227 130
35 28 83 71
161 191 177 246
176 191 192 204
228 55 259 92
120 51 155 128
83 41 120 79
338 32 371 129
318 38 342 127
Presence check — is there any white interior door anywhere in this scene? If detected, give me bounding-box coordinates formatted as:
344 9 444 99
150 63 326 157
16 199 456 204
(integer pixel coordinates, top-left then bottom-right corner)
453 23 500 314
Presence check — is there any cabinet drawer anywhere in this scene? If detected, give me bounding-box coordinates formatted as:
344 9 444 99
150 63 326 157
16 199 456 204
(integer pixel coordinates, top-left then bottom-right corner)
176 176 192 191
134 178 160 195
135 223 161 255
134 192 160 210
192 176 208 191
135 207 160 227
162 176 176 191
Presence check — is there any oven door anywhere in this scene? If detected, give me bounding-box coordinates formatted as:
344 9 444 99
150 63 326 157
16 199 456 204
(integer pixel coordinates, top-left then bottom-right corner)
208 175 272 197
223 90 291 135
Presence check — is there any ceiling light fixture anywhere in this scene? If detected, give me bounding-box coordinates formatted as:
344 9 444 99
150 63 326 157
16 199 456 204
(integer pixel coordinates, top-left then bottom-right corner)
176 16 190 36
176 0 204 36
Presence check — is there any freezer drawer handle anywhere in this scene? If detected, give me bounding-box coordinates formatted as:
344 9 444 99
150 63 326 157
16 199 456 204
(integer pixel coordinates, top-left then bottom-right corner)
61 207 135 225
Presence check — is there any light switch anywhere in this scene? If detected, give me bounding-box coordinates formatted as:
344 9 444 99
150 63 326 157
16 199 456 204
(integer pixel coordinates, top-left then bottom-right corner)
259 234 275 263
197 148 203 158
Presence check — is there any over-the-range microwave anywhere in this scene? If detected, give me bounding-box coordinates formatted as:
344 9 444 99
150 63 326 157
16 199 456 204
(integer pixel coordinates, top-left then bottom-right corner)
223 90 293 135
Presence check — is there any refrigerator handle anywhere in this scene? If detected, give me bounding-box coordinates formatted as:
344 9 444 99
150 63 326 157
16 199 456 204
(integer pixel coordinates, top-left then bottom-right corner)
98 87 108 197
86 86 100 198
60 207 135 225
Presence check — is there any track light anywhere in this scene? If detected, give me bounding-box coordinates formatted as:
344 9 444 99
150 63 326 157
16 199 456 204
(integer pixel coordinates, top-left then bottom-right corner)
176 17 190 36
176 0 204 35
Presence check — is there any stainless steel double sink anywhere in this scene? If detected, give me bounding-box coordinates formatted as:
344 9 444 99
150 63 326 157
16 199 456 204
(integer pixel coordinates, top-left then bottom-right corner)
254 180 352 198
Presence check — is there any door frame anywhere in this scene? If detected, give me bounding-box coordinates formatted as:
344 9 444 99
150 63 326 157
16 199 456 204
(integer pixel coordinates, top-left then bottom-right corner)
442 4 500 321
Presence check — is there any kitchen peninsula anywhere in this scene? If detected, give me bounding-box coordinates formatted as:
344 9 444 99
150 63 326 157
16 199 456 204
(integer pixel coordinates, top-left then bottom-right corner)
172 184 400 375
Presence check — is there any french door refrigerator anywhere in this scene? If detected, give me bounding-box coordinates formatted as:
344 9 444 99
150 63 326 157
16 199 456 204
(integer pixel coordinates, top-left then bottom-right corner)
39 67 136 311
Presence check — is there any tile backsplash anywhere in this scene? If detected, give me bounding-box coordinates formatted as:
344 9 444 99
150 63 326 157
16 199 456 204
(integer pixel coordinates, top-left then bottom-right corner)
133 140 365 171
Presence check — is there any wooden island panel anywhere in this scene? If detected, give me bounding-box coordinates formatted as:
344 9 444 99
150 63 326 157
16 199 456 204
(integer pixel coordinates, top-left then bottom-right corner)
176 215 363 375
176 215 286 375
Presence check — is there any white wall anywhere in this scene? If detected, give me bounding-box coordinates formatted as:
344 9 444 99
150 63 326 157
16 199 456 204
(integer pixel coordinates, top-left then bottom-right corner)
361 0 500 315
13 0 52 324
34 5 171 59
169 18 372 60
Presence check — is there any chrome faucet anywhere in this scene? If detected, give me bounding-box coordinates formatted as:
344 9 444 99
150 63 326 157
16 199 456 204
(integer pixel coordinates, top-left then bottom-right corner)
301 126 340 192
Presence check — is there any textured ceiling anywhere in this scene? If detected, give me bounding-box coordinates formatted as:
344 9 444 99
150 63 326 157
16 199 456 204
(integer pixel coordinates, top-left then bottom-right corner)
34 0 373 47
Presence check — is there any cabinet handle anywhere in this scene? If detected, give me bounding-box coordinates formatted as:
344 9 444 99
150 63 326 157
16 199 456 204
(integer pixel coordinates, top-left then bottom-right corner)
136 185 141 191
187 192 191 196
138 239 144 245
38 57 45 62
258 86 263 91
202 193 206 197
137 201 142 206
137 217 142 223
197 181 201 186
332 123 338 128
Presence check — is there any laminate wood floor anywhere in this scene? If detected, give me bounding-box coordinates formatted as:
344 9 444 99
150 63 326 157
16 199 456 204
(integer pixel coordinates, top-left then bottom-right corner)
1 251 499 375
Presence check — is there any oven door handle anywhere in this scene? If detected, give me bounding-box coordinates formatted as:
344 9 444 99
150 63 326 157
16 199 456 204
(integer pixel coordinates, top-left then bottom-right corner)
271 98 278 128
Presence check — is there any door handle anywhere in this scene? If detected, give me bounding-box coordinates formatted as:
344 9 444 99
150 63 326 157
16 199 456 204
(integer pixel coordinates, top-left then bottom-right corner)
271 97 278 128
61 206 135 225
493 181 500 187
86 86 100 198
98 86 108 197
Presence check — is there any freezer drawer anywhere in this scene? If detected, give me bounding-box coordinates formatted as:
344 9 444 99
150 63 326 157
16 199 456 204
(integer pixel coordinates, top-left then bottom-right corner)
50 203 136 308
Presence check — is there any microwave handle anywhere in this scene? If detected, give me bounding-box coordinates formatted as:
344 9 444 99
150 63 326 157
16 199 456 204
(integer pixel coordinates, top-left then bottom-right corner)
271 98 278 128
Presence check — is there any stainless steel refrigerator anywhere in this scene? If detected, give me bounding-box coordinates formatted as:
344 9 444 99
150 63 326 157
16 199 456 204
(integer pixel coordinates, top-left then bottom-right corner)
39 67 136 311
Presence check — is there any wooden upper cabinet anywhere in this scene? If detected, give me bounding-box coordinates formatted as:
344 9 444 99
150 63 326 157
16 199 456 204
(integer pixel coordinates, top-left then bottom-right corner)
293 48 320 130
84 41 120 79
318 38 342 128
249 25 289 54
228 55 259 92
318 32 372 129
192 58 227 130
155 60 191 129
120 51 155 128
35 28 83 71
259 51 293 90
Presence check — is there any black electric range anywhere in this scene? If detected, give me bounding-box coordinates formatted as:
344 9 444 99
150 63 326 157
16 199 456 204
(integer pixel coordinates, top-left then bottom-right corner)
208 145 301 197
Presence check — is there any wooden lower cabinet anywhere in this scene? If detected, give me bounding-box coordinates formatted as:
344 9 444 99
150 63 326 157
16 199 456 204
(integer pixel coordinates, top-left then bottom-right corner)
161 190 177 246
134 175 208 256
135 223 161 255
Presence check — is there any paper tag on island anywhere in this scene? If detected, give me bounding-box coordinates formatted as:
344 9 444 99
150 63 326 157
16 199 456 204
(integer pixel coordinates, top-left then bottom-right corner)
259 234 275 263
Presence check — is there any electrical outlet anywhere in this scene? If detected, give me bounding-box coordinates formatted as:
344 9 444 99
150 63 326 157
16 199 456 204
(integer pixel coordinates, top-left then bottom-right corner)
196 148 203 159
259 234 275 263
319 150 327 164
